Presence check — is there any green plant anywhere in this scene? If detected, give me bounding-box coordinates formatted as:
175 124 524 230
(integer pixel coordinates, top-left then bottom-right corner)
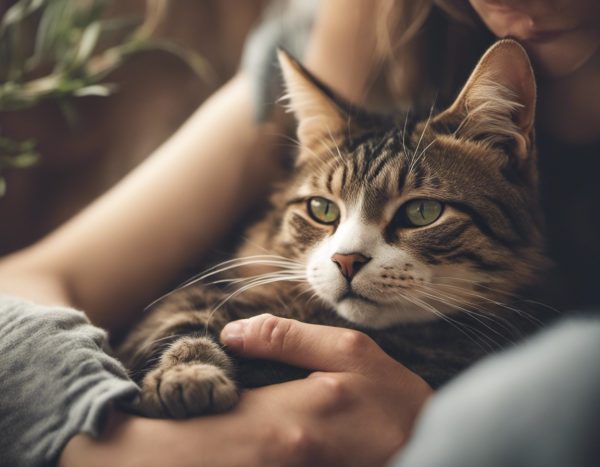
0 0 209 196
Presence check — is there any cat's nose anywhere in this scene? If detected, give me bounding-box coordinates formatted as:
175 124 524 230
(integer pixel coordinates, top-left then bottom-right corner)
331 253 371 282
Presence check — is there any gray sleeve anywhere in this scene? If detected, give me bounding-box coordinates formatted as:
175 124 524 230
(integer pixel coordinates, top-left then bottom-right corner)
241 0 319 121
0 295 139 467
390 315 600 467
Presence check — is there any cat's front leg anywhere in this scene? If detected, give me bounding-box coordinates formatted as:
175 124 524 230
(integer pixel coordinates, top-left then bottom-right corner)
135 336 238 418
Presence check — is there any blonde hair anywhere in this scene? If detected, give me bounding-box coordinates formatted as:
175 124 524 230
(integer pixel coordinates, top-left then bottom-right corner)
373 0 492 112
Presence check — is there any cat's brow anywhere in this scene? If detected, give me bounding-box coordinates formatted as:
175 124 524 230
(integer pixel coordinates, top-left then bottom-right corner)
285 196 307 206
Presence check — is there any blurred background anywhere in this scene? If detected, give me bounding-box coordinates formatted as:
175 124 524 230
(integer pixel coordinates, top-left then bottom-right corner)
0 0 270 255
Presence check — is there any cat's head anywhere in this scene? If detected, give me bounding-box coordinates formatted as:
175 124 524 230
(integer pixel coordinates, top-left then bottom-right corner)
264 40 548 329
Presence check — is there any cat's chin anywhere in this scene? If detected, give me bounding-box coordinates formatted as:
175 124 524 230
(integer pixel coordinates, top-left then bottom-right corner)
335 299 436 329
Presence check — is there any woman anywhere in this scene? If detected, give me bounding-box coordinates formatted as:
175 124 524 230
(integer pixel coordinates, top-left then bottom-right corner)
1 1 599 465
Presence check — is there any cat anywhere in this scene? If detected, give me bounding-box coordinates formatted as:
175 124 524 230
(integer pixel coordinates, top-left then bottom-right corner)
118 39 554 419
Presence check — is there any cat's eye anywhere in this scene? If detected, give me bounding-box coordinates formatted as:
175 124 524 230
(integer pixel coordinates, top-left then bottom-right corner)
403 199 443 227
307 197 340 225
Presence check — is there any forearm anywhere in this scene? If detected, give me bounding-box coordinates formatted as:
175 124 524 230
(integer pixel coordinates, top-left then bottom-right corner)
59 398 279 467
0 72 284 333
304 0 380 104
0 255 72 308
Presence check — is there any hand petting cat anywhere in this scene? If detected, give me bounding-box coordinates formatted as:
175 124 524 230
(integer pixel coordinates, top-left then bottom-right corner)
59 314 431 467
221 314 433 466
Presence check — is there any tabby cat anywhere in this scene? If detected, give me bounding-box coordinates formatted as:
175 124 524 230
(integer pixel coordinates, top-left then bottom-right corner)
119 39 553 419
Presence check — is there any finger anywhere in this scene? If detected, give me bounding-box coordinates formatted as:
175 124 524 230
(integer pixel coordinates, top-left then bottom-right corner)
220 313 387 373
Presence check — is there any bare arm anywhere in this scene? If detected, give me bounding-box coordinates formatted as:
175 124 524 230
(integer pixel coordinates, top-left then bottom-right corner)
304 0 381 103
59 315 431 467
0 0 379 333
0 73 283 332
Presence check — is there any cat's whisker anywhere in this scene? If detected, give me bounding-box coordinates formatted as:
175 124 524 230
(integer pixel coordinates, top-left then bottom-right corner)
206 268 306 286
227 273 307 290
290 284 321 306
401 292 498 352
433 281 545 326
275 282 318 312
412 138 437 168
434 276 561 315
145 256 304 311
204 275 307 329
207 274 304 287
434 276 518 298
421 283 523 336
326 125 346 165
415 284 517 342
211 273 307 307
409 99 436 172
176 262 300 289
401 108 411 159
162 255 301 286
184 255 302 283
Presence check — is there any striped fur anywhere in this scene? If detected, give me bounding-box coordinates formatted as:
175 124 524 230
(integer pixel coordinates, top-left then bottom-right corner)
118 40 555 419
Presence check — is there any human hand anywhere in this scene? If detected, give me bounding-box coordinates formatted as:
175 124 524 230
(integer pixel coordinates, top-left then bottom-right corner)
59 315 431 467
220 314 433 466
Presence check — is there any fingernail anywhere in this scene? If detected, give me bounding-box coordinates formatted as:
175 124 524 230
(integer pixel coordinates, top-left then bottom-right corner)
221 320 248 350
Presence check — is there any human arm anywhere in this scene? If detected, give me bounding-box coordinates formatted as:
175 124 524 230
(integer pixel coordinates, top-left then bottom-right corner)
303 0 380 103
0 72 283 333
59 314 432 467
0 71 285 466
2 2 405 465
0 0 380 339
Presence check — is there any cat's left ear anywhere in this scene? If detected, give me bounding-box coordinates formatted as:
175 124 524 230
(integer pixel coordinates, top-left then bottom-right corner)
434 39 536 161
277 49 350 160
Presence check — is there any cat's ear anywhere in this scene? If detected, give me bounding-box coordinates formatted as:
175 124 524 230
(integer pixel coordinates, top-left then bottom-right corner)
434 39 536 160
277 49 349 158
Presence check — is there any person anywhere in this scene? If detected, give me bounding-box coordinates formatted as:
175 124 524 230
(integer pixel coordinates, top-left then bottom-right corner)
1 0 599 466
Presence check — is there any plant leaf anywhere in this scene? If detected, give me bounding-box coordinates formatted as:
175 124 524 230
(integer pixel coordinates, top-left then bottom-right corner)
74 20 101 66
11 151 39 168
73 83 115 97
0 0 47 36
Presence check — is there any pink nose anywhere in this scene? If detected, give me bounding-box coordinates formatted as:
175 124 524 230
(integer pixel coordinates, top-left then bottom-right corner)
331 253 370 281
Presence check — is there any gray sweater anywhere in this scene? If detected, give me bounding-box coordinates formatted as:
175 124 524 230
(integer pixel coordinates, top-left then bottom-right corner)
0 295 138 467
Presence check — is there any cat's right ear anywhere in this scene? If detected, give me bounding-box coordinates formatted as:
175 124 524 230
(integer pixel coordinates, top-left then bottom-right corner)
277 49 349 161
433 39 536 163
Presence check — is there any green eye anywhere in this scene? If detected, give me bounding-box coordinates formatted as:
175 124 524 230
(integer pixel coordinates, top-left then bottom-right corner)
307 197 340 225
404 199 443 227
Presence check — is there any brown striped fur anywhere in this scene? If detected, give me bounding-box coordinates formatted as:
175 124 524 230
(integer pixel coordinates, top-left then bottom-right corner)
118 40 555 419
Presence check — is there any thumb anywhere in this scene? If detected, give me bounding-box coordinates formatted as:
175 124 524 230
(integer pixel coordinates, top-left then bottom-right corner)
220 314 383 372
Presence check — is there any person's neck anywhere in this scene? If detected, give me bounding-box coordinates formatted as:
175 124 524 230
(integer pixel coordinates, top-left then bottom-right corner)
537 48 600 145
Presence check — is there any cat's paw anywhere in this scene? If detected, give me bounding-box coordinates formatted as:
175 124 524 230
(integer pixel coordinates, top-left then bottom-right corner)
137 363 239 418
